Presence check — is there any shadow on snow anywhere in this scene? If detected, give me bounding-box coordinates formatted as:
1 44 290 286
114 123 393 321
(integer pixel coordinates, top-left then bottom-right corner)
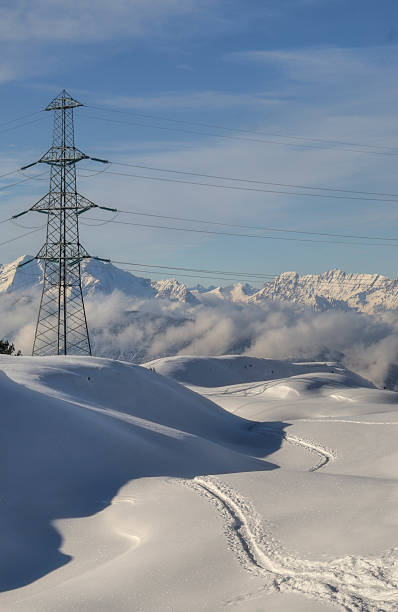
0 364 288 591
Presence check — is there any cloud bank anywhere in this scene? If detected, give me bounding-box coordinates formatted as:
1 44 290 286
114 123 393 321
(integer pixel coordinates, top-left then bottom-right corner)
3 288 398 390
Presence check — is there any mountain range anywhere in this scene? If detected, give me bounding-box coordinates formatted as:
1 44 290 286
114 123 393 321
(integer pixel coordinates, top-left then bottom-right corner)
1 255 398 314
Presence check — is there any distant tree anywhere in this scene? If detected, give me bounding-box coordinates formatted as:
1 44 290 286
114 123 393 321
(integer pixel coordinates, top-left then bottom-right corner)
0 339 21 356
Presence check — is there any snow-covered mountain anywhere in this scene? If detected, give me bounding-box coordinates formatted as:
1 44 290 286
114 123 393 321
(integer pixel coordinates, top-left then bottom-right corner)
0 256 198 304
192 270 398 313
151 278 199 304
1 256 398 313
249 269 398 314
191 282 258 304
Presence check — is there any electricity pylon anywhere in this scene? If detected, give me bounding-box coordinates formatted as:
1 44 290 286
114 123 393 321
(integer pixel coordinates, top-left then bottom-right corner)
21 90 109 356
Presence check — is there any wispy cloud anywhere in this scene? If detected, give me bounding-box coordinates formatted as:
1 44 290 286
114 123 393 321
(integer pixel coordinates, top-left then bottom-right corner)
0 0 210 42
0 0 223 83
99 91 281 111
226 45 398 84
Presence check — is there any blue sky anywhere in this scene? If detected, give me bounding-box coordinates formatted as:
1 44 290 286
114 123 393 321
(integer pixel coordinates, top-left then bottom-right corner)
1 0 398 285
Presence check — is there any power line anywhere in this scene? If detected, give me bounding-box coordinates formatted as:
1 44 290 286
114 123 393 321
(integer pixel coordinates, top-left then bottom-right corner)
0 254 386 286
3 177 395 243
0 216 13 225
109 161 398 199
115 267 267 283
0 170 49 193
0 226 44 248
2 255 396 288
0 110 42 130
111 260 275 278
2 102 397 293
80 210 119 227
0 117 45 137
80 166 398 204
13 200 397 243
114 209 398 243
83 216 398 247
86 104 398 155
0 256 272 286
10 217 46 230
108 260 398 286
0 168 27 181
87 113 328 149
0 266 42 295
84 113 398 158
0 260 37 280
1 257 270 285
114 267 395 286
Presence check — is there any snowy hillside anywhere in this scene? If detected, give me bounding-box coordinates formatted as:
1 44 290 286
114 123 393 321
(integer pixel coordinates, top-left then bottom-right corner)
144 354 371 387
1 354 397 611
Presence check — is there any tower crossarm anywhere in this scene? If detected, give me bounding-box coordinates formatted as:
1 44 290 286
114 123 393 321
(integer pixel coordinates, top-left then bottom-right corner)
38 146 88 165
45 90 83 111
30 193 98 213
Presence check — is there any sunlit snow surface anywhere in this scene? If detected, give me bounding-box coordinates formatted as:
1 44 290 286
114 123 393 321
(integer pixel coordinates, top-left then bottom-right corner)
1 355 397 611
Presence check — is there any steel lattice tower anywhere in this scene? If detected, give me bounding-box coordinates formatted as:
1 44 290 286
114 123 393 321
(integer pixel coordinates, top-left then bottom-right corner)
27 90 100 356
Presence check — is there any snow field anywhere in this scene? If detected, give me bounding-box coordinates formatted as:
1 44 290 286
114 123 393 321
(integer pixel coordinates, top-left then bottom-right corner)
1 354 397 610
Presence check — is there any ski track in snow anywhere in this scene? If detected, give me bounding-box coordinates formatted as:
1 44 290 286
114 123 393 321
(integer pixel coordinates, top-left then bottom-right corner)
182 476 398 612
100 496 136 506
255 424 336 472
199 380 288 398
296 419 398 426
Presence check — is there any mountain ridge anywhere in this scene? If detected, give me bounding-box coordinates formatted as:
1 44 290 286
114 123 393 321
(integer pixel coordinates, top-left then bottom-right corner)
1 255 397 313
0 255 199 305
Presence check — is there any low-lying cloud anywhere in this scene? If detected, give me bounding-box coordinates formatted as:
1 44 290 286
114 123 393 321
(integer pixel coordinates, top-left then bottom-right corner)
3 287 398 390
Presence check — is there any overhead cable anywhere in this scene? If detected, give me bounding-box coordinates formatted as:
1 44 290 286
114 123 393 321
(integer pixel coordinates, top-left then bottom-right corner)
0 117 45 137
79 166 398 204
0 110 42 129
83 216 398 247
114 209 398 243
110 161 398 199
0 226 44 248
86 105 398 156
111 260 275 278
0 170 49 193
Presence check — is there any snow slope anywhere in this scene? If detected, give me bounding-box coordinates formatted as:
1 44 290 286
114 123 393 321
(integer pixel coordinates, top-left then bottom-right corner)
2 354 398 611
144 354 371 388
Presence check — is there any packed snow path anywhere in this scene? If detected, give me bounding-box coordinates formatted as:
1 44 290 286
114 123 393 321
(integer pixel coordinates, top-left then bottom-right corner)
254 424 336 472
184 476 398 612
179 414 395 611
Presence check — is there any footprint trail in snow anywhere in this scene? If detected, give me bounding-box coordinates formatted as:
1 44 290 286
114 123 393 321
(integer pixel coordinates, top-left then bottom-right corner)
184 476 398 612
255 424 336 472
